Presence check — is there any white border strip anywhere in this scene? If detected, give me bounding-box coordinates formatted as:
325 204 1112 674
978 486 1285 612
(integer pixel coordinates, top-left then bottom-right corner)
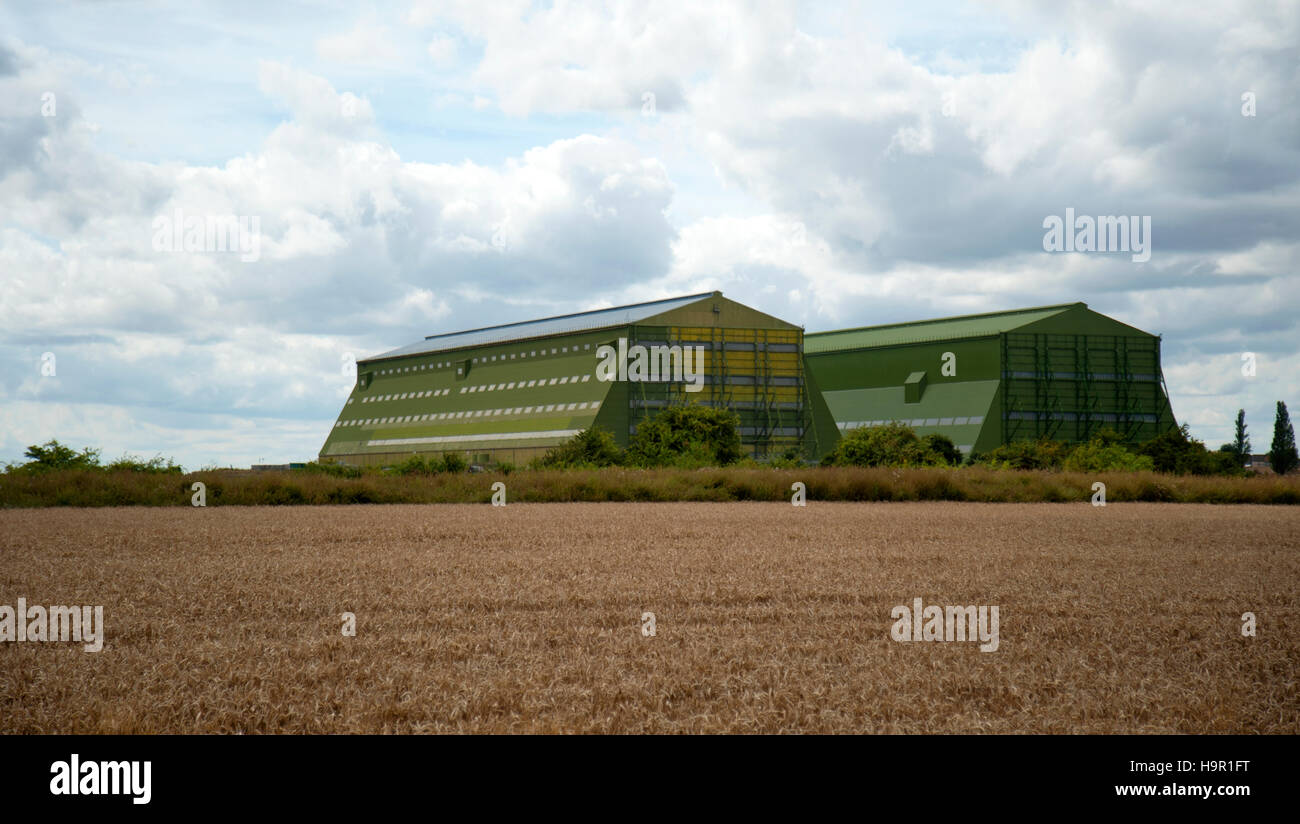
366 429 583 447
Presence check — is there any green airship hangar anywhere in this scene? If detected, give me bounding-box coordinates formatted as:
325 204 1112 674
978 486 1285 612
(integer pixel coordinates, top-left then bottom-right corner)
319 292 1177 466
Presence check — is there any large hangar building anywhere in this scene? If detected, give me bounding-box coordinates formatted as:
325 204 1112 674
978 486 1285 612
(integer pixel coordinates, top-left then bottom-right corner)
319 292 814 466
803 302 1178 457
321 295 1178 465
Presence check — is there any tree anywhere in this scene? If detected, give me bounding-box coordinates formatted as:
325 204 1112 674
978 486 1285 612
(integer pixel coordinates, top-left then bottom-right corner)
625 405 743 468
21 440 101 471
1269 401 1298 475
535 426 623 468
921 433 963 467
1232 409 1250 465
1136 424 1238 475
975 437 1069 470
823 422 946 468
1061 429 1154 472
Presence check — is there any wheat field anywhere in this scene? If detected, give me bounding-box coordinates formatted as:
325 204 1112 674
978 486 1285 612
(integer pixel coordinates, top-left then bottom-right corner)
1 502 1295 733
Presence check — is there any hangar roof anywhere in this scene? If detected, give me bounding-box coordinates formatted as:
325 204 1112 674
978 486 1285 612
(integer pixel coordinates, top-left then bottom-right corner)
804 303 1082 353
369 292 716 361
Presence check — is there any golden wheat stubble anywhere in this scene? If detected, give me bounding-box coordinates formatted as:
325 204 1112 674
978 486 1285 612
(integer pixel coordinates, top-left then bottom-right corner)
0 502 1295 733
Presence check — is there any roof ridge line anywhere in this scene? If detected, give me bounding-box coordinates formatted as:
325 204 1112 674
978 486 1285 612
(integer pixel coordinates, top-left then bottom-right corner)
421 292 716 341
806 302 1083 337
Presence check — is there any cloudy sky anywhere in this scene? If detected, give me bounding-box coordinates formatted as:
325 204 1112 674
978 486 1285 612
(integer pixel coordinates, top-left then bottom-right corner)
2 0 1297 469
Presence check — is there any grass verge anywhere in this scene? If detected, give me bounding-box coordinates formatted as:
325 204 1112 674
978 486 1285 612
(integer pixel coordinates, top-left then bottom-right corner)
2 466 1297 506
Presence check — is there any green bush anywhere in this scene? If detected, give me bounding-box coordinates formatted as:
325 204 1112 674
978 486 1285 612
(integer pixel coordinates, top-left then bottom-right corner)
395 454 433 476
625 405 743 468
300 461 363 478
437 452 468 473
535 426 623 468
104 453 184 473
1061 440 1155 472
385 453 467 475
976 438 1069 470
823 423 945 468
764 446 805 469
14 440 102 472
921 433 963 467
1138 424 1245 475
8 440 189 475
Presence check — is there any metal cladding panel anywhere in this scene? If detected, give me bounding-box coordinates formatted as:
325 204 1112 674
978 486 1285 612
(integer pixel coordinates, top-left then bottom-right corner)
802 362 842 459
805 338 1002 392
822 380 1001 454
368 293 715 361
642 295 803 332
1012 303 1159 338
805 304 1078 353
802 303 1177 453
999 330 1177 444
622 323 808 457
321 291 810 463
320 327 624 461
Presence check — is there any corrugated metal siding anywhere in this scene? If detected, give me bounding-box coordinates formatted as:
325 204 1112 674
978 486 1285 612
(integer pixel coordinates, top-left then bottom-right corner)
804 304 1078 352
368 293 714 360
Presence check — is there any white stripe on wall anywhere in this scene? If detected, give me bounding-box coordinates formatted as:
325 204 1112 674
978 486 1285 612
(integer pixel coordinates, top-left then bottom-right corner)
366 429 583 447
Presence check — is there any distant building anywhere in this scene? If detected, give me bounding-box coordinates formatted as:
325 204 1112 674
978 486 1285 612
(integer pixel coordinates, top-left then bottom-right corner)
1246 454 1273 473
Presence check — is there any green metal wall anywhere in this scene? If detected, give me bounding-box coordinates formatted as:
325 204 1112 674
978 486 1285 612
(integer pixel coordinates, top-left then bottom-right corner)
802 305 1179 459
320 327 619 466
321 298 1177 466
321 294 811 463
803 337 1005 457
621 323 807 457
999 331 1176 443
